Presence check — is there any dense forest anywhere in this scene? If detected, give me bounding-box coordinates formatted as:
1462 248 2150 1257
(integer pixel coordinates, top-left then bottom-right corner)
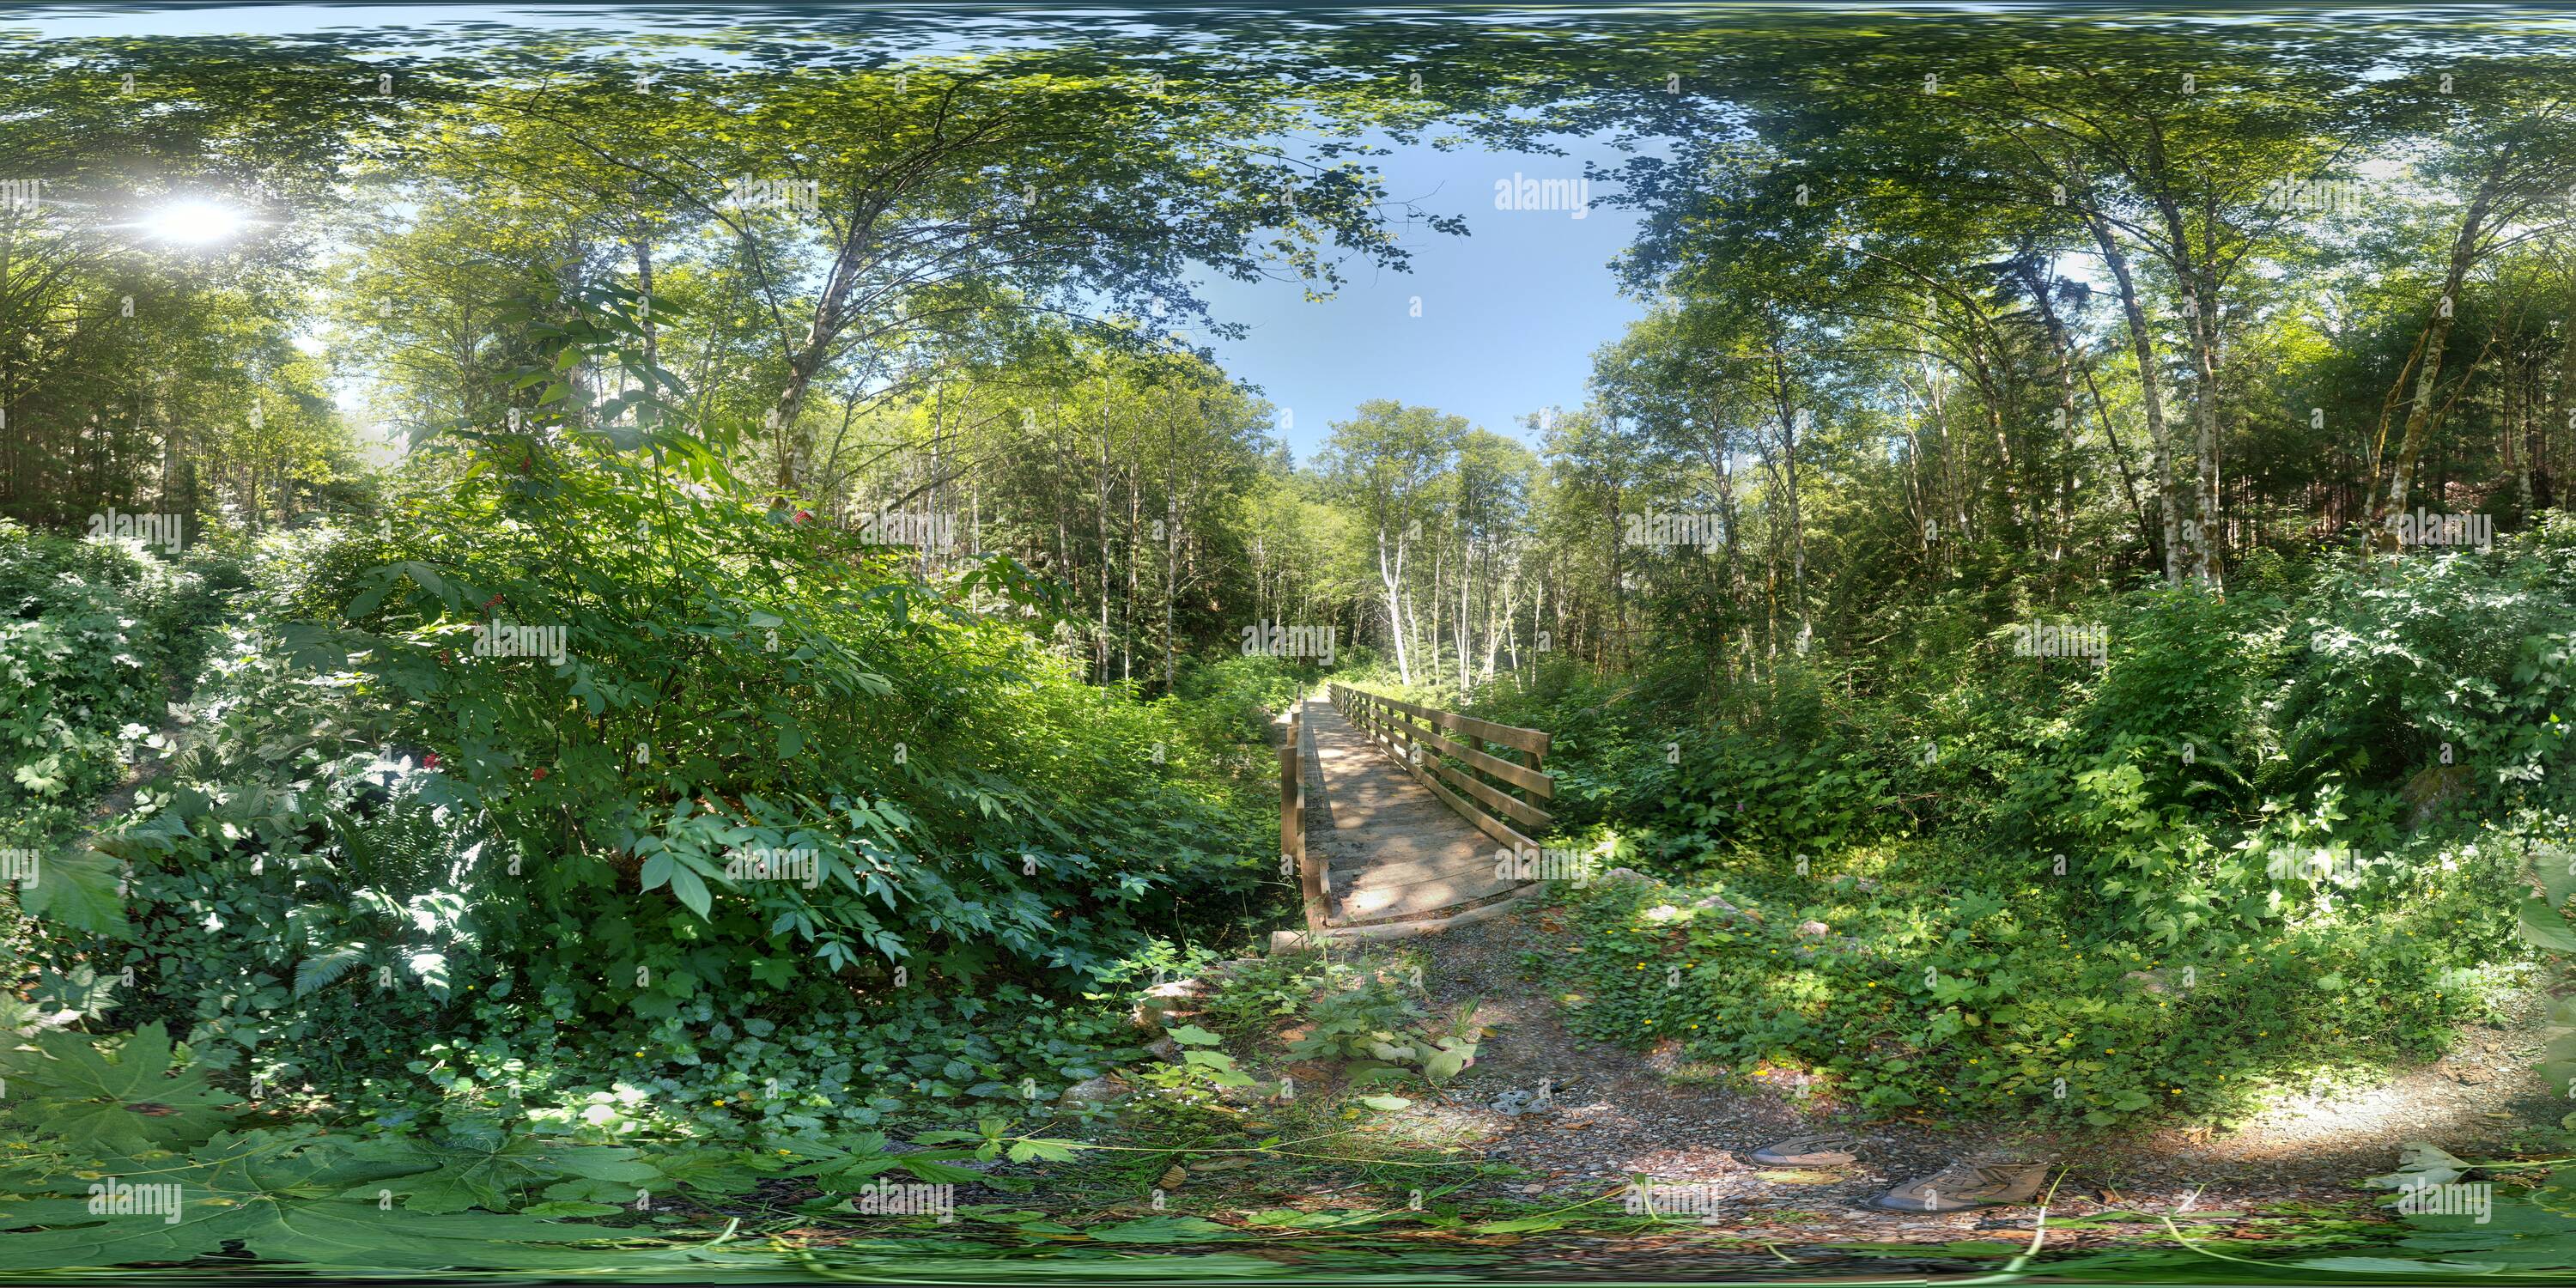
4 5 2576 1281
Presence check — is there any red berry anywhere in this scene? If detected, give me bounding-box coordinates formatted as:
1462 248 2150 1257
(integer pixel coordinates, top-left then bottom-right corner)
532 767 550 781
423 752 441 770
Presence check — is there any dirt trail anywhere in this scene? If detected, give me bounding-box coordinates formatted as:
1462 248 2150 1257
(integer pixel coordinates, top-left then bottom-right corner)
1370 898 2560 1238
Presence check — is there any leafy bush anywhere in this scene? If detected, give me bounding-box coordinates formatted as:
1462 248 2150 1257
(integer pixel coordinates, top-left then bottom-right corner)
1200 954 1484 1087
23 284 1286 1133
0 1014 1081 1273
1552 845 2519 1125
0 520 246 846
1499 535 2567 1125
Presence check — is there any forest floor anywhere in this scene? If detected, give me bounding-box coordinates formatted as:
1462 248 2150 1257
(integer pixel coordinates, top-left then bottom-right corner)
1309 898 2564 1246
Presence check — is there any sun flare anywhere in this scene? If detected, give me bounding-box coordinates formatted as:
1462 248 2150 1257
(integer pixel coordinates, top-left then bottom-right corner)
141 199 247 245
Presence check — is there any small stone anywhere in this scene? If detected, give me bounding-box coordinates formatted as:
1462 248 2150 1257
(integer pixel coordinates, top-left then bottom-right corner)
1060 1074 1129 1106
1521 1183 1547 1194
1797 920 1830 938
1643 903 1686 921
1596 867 1658 887
1157 1165 1187 1189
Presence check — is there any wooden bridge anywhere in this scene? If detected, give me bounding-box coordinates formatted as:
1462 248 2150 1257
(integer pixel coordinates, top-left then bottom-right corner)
1274 684 1557 945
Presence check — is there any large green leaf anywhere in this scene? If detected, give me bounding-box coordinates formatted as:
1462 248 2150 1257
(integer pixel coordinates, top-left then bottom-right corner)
2539 842 2576 910
0 1131 629 1272
2518 900 2576 954
1086 1215 1234 1243
0 1023 239 1154
342 1131 660 1214
17 845 127 936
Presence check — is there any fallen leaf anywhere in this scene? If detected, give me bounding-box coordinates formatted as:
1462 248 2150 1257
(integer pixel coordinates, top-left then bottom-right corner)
1157 1166 1186 1189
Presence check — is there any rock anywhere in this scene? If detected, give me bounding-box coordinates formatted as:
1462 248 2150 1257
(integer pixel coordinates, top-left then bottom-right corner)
2122 970 2170 996
1145 1036 1183 1061
1643 903 1686 922
1521 1183 1547 1194
1130 978 1212 1030
1157 1165 1187 1189
1059 1074 1130 1106
1141 979 1209 1008
1188 1157 1253 1173
1596 866 1658 887
1797 920 1831 938
1692 891 1742 913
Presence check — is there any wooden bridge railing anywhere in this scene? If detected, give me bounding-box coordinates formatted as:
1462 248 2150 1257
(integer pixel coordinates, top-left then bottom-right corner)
1280 707 1323 930
1327 683 1555 857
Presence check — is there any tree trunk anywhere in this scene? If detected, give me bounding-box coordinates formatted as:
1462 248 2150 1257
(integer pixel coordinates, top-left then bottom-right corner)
2087 211 2184 585
2378 144 2514 550
1378 524 1412 683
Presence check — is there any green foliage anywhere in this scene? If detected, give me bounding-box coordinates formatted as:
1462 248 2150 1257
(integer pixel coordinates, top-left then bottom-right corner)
0 1130 630 1274
0 1023 1085 1273
0 521 245 846
1501 532 2567 1127
21 282 1284 1125
1128 1022 1258 1109
0 1023 241 1155
1226 958 1494 1087
1550 839 2518 1126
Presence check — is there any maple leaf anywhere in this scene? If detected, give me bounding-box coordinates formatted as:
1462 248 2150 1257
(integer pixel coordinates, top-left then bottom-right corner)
0 1023 240 1155
339 1127 660 1214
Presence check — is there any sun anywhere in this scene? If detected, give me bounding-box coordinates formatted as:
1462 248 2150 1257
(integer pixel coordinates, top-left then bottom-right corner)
141 200 248 245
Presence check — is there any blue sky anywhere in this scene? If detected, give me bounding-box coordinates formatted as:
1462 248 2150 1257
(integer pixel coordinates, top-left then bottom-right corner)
1195 138 1648 461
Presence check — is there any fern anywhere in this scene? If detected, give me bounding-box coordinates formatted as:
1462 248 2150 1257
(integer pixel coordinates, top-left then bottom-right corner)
292 945 368 998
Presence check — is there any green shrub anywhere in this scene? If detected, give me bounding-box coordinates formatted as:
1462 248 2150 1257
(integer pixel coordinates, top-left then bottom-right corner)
28 286 1287 1129
1552 845 2519 1126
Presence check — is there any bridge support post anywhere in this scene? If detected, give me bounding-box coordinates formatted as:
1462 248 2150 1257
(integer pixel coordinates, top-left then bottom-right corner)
1282 707 1323 930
